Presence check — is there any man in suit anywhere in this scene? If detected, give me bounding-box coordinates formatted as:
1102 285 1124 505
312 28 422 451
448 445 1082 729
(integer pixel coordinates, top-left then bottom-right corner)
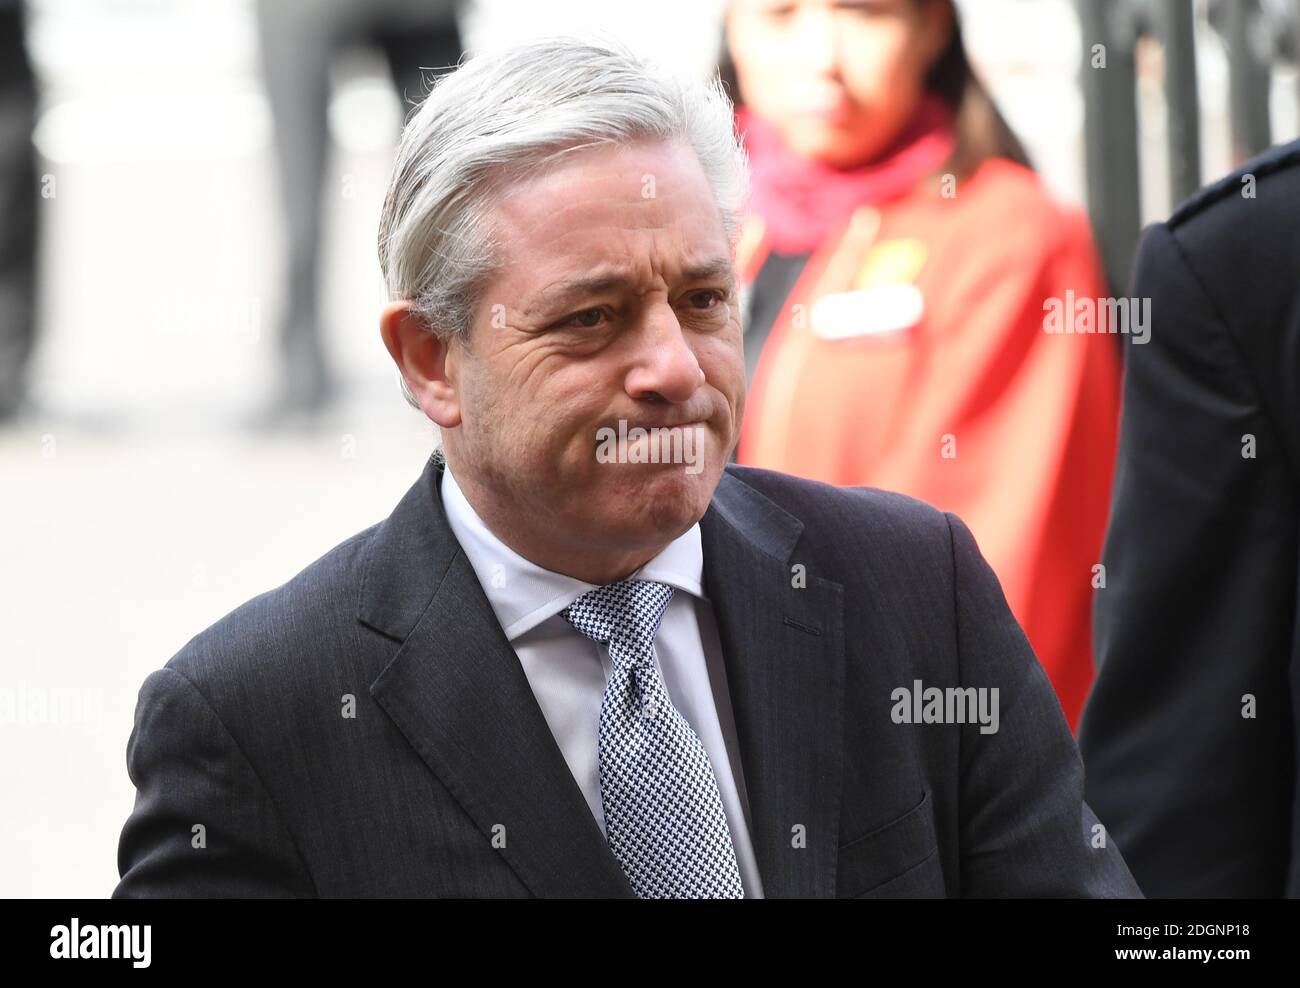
114 36 1139 898
1080 139 1300 898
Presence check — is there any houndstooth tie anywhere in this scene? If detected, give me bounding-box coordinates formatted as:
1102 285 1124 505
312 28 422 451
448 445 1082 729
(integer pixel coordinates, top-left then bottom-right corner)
562 579 744 899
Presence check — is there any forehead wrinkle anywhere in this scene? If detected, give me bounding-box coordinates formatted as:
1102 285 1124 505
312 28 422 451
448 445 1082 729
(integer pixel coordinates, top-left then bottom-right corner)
505 163 705 252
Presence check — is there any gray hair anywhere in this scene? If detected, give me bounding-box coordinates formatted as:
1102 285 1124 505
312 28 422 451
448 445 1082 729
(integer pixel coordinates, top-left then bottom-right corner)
376 35 750 409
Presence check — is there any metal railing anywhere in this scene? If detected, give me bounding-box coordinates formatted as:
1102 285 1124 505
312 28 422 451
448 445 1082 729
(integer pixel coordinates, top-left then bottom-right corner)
1075 0 1300 294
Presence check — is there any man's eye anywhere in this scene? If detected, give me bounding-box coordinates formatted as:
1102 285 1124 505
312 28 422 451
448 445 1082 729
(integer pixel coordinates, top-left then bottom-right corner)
687 290 725 310
563 307 607 329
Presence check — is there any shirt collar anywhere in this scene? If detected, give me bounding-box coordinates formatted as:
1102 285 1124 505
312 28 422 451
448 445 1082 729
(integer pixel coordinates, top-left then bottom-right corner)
439 459 707 642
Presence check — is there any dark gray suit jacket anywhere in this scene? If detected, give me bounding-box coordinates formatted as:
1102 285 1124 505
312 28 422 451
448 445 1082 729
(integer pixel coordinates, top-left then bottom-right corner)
114 455 1141 897
1080 139 1300 897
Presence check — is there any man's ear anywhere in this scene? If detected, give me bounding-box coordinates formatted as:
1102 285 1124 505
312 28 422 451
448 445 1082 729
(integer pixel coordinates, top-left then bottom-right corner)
379 300 462 428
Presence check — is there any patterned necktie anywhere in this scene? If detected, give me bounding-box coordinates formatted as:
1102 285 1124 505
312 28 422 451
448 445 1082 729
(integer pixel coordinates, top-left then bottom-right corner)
562 579 745 899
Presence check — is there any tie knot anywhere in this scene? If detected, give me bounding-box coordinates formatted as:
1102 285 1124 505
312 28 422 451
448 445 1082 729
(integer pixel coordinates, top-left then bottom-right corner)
561 579 676 658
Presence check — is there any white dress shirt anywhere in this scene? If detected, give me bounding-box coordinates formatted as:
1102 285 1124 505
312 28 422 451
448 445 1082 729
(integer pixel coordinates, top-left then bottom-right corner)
439 461 765 898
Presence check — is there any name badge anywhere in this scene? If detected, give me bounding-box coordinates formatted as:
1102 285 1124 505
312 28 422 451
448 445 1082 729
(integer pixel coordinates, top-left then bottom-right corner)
810 283 924 341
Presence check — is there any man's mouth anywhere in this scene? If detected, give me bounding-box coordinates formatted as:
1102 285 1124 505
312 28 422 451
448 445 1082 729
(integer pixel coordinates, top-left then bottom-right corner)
593 419 711 475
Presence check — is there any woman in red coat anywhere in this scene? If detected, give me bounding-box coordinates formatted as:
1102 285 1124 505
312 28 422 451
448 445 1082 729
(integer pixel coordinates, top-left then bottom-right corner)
724 0 1120 731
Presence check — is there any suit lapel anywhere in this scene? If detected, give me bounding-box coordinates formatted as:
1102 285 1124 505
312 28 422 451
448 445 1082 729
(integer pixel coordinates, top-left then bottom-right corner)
357 455 846 898
360 454 633 897
700 469 847 897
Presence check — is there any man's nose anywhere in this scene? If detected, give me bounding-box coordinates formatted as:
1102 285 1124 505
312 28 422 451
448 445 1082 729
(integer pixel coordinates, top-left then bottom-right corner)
624 304 704 404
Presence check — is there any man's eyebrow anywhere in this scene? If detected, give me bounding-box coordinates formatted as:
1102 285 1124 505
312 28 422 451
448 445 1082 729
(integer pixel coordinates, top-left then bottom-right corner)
528 257 736 313
681 257 737 285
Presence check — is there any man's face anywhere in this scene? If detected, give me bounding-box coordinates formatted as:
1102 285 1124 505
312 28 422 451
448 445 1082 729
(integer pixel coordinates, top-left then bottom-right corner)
442 138 746 571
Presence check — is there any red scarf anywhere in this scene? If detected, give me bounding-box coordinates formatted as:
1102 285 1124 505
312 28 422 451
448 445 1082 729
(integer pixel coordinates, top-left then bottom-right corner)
737 95 956 253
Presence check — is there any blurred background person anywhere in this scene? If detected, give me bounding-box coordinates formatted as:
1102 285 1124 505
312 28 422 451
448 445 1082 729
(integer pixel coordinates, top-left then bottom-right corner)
722 0 1120 730
252 0 463 425
0 0 38 423
1080 139 1300 898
